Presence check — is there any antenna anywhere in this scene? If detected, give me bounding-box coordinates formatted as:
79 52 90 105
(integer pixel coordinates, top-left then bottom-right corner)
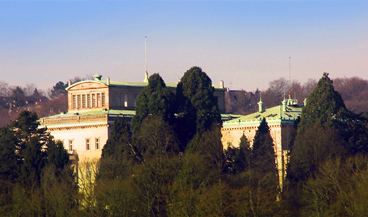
288 57 291 98
144 36 148 83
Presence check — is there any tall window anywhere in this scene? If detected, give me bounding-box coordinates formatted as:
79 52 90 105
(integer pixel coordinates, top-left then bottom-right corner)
77 95 81 109
124 94 128 107
86 139 90 151
87 94 91 108
72 95 77 109
118 94 122 106
97 93 101 107
102 93 105 107
82 94 86 108
69 140 73 152
92 94 96 107
133 94 137 107
95 138 100 150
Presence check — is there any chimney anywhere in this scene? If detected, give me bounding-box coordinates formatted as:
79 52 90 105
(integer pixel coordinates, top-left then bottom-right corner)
282 98 287 111
219 80 224 89
68 80 71 87
107 77 110 85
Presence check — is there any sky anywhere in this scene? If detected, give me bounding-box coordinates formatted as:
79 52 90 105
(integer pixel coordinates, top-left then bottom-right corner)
1 1 368 92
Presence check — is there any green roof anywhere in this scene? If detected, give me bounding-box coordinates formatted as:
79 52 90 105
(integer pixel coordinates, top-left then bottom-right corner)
100 80 179 88
41 109 135 119
68 79 225 90
223 105 302 126
39 109 135 127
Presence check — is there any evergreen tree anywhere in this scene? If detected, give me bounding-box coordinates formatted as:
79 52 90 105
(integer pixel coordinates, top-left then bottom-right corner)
0 111 77 216
233 134 251 174
99 116 135 180
252 118 278 179
11 86 26 108
50 81 67 99
176 66 221 148
131 73 175 134
47 140 70 175
12 111 48 188
0 127 19 183
249 118 279 216
288 73 356 183
101 116 133 160
298 72 348 133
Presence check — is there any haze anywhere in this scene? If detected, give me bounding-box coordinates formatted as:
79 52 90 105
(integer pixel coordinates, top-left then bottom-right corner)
1 1 367 91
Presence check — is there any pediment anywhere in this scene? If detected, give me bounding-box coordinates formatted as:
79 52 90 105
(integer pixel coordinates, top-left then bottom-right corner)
67 81 108 91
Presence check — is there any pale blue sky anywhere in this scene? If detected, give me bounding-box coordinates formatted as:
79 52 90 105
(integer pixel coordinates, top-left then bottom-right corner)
1 1 367 91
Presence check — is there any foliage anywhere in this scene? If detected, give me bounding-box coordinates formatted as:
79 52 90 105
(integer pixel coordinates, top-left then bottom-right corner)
101 116 133 161
232 134 251 174
288 123 347 183
134 115 179 162
298 73 348 133
133 116 181 216
250 118 279 214
252 118 277 177
50 81 67 99
176 66 222 148
11 86 26 109
131 73 175 134
298 155 368 216
0 111 78 216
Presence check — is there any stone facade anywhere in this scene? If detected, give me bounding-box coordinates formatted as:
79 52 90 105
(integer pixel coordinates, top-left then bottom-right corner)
40 74 226 164
221 99 303 189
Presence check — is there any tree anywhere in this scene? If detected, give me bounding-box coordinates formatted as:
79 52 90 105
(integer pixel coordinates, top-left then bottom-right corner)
50 81 67 99
132 116 180 216
176 66 221 148
0 127 19 183
101 116 133 161
298 73 348 133
241 118 279 216
0 111 77 215
134 115 179 162
47 140 70 175
252 118 277 177
99 116 136 180
232 134 251 174
288 123 347 183
131 73 175 134
11 86 26 109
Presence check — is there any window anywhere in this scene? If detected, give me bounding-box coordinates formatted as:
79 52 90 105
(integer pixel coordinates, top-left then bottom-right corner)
102 93 105 107
117 94 122 106
82 94 86 108
95 138 100 150
133 94 137 107
86 139 90 151
69 140 73 152
92 94 96 107
72 95 77 109
124 94 128 107
87 94 91 108
97 93 101 107
77 95 81 109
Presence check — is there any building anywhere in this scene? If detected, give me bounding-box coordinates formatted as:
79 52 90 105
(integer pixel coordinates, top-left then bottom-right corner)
221 97 303 189
40 74 226 163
